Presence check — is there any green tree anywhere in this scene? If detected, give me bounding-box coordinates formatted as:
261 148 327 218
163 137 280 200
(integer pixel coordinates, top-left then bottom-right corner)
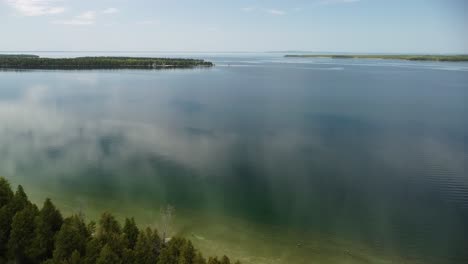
207 257 221 264
0 177 13 208
96 212 125 257
179 240 196 264
7 205 38 263
123 217 139 249
0 185 32 255
158 237 186 264
70 250 82 264
30 198 64 261
10 185 31 213
220 255 231 264
97 212 121 242
53 214 89 261
194 252 207 264
135 227 161 264
96 244 121 264
122 248 136 264
84 238 102 264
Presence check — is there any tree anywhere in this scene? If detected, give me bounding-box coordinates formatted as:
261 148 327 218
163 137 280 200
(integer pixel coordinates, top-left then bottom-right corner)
135 227 161 264
0 185 32 255
70 250 82 264
123 217 139 249
0 206 11 255
96 244 121 264
158 237 186 264
10 185 31 213
7 205 38 263
0 177 13 208
208 257 221 264
179 240 196 264
97 212 121 242
30 198 64 261
220 255 231 264
96 212 125 257
53 214 89 261
121 248 136 264
194 252 207 264
84 238 102 264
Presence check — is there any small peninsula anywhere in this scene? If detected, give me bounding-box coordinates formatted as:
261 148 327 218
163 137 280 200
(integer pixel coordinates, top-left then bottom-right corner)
0 55 214 70
284 54 468 62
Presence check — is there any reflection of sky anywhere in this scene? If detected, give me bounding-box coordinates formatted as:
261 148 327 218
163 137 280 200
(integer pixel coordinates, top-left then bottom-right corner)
0 57 467 263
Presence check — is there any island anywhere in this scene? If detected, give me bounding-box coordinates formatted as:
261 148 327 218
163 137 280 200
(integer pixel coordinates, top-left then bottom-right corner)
284 54 468 62
0 55 214 70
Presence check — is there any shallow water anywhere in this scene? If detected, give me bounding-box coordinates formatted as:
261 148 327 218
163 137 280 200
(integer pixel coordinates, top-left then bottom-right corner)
0 53 467 263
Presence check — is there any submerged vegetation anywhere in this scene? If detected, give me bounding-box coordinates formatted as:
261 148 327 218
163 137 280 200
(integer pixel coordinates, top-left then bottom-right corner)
0 55 213 70
285 54 468 62
0 177 239 264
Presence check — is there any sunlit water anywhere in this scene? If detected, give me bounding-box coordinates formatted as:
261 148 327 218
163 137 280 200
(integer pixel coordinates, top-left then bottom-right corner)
0 53 467 264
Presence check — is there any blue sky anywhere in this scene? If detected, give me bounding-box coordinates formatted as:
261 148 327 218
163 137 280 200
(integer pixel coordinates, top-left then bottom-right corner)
0 0 467 53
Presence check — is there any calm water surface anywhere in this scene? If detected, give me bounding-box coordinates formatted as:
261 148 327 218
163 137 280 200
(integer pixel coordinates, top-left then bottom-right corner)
0 53 467 264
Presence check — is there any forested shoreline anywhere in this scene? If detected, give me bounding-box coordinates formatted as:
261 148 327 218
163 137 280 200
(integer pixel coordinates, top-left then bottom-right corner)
0 55 213 70
285 54 468 62
0 177 239 264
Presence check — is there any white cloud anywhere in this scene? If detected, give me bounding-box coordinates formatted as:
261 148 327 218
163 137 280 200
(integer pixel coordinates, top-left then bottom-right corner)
52 10 96 25
102 7 119 14
267 9 285 16
6 0 66 16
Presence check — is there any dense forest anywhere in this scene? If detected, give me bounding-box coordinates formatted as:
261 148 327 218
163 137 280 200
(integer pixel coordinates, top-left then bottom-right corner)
0 177 239 264
285 54 468 62
0 55 213 70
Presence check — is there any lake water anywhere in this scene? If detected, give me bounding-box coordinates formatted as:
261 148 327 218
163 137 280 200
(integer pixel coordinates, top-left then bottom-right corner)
0 53 467 264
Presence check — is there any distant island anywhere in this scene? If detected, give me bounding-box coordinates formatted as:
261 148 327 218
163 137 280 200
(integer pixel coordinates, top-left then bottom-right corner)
284 54 468 62
0 55 214 70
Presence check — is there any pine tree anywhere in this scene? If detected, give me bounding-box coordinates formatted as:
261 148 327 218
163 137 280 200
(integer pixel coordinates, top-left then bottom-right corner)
194 252 207 264
53 214 89 261
96 212 125 258
135 227 161 264
10 185 31 213
122 247 136 264
0 185 32 255
123 217 139 249
208 257 221 264
0 177 13 257
96 244 121 264
30 198 64 261
70 250 82 264
158 237 186 264
179 240 196 264
7 205 38 263
84 238 102 264
97 212 121 243
0 177 13 208
220 255 231 264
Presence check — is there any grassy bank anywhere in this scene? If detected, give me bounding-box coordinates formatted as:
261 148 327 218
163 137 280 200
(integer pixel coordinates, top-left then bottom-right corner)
284 54 468 62
0 55 214 69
